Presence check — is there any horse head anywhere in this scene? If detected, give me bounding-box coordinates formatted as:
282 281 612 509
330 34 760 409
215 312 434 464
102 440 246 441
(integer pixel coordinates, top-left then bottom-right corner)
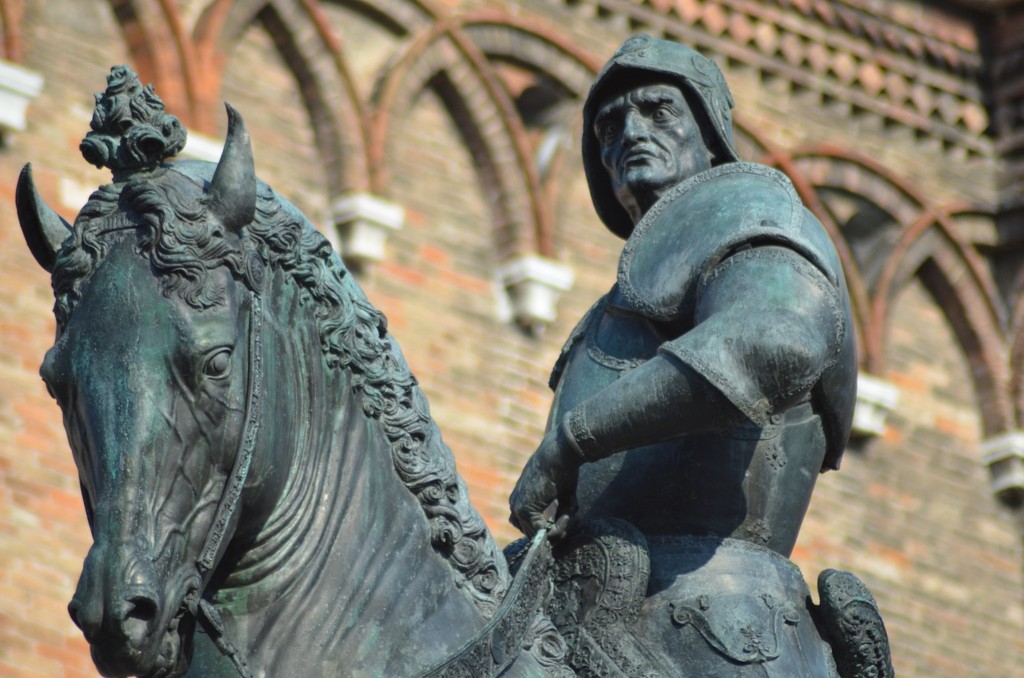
18 65 536 678
18 68 272 677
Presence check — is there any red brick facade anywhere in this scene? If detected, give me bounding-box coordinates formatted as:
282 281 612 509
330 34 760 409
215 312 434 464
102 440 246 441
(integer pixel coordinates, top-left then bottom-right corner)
0 1 1021 675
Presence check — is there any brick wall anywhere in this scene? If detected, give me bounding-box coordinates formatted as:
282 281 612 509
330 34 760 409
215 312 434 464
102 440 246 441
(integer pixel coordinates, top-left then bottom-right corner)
0 1 128 675
0 1 1020 676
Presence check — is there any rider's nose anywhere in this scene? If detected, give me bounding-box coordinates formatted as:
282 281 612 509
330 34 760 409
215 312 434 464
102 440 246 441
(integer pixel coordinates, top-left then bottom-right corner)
622 111 648 145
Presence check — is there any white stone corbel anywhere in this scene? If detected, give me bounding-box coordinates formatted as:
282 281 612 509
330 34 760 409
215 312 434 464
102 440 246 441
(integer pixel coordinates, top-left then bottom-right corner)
329 193 405 267
179 132 224 163
981 431 1024 507
498 254 574 332
0 59 44 134
851 373 899 438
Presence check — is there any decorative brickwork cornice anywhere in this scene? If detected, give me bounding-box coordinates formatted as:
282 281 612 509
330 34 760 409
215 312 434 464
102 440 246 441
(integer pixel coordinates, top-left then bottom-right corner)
776 0 981 73
949 0 1024 9
990 11 1024 208
557 0 992 156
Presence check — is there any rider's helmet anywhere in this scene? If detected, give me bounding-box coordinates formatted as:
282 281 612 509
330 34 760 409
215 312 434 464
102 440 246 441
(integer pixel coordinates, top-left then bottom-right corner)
582 35 740 238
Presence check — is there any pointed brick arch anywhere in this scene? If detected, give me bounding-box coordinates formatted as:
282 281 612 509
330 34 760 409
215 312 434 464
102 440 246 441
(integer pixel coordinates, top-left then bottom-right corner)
241 2 365 194
371 22 549 257
164 0 379 194
783 147 1012 435
326 0 437 36
915 238 1012 434
102 0 195 121
459 14 601 256
459 14 600 93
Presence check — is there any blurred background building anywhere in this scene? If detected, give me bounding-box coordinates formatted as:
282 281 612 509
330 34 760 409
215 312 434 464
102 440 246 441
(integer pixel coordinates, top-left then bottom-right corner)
0 0 1022 675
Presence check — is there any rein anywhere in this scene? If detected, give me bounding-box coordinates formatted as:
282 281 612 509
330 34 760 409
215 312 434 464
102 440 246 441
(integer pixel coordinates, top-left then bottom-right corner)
417 529 552 678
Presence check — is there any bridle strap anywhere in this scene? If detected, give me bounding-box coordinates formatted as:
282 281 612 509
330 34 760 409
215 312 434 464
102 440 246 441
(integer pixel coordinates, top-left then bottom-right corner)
197 292 264 581
184 291 263 678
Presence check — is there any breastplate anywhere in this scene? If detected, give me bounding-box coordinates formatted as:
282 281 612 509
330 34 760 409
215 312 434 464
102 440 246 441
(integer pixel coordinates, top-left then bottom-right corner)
550 289 826 556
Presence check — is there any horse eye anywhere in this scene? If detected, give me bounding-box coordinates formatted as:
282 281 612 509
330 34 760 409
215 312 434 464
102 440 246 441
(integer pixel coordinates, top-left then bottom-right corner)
202 349 232 378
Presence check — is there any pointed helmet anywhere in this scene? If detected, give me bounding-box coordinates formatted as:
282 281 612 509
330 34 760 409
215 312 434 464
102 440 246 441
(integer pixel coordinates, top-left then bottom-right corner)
583 35 740 238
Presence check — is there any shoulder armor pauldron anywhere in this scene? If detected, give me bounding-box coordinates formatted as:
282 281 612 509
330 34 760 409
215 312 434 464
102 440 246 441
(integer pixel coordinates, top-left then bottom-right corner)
617 162 840 323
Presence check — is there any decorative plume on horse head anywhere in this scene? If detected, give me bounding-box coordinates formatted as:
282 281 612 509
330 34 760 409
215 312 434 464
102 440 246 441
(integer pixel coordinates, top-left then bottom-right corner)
17 66 567 677
79 65 188 176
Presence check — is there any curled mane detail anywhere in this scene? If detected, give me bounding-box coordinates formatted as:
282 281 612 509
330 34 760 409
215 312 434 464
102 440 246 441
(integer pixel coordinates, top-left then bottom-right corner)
51 167 509 617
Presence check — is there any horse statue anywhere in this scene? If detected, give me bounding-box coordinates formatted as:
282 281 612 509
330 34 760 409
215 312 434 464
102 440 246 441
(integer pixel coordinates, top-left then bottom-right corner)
16 66 570 678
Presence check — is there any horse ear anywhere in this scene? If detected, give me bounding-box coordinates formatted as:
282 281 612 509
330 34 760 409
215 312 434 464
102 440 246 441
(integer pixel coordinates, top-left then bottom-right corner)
207 104 256 234
16 164 73 273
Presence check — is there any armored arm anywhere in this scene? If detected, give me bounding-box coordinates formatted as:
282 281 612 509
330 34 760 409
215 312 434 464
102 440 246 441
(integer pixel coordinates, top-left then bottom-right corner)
560 244 844 461
510 243 845 536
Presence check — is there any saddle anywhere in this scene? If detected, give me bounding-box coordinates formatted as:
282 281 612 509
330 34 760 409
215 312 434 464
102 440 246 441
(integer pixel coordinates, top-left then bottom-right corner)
525 519 893 678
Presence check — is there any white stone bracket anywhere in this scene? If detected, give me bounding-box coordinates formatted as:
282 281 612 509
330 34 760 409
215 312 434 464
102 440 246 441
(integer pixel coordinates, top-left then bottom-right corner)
981 431 1024 507
851 373 900 438
497 254 574 332
330 193 405 266
0 59 44 134
179 132 224 163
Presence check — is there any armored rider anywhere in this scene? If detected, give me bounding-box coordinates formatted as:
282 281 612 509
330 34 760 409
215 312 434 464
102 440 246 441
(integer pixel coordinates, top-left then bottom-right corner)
510 35 890 677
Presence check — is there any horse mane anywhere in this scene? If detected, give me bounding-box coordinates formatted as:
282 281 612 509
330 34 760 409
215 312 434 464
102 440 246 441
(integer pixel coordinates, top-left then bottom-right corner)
51 165 509 617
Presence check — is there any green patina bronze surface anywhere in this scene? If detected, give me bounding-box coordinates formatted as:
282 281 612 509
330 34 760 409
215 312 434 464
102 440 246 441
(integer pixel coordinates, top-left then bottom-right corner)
18 65 566 678
17 37 894 677
509 34 893 677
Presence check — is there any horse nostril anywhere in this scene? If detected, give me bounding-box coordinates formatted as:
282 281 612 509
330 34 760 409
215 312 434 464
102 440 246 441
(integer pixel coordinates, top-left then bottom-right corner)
126 594 158 623
119 592 160 643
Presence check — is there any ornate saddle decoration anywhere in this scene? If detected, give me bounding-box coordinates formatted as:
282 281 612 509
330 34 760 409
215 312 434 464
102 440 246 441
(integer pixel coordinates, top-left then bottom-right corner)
543 519 663 677
816 569 895 678
668 591 802 667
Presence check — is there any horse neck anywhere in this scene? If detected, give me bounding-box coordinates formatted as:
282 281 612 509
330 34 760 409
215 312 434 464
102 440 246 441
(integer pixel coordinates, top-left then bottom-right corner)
207 271 489 672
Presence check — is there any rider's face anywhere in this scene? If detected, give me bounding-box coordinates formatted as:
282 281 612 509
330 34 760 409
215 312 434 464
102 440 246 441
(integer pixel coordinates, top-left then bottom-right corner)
594 83 711 219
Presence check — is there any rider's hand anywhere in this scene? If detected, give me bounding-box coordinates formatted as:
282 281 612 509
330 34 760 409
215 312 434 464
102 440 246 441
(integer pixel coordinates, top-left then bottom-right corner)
509 428 580 540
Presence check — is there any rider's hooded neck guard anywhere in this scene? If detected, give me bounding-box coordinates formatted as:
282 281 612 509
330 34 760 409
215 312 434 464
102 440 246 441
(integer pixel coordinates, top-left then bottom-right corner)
583 35 741 239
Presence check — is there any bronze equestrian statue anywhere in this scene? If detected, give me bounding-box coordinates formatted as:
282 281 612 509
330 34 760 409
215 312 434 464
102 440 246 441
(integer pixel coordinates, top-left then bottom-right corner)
509 35 893 677
16 39 893 677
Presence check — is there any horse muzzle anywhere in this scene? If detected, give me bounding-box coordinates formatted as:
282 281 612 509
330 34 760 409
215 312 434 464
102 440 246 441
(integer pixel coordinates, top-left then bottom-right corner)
69 543 194 677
